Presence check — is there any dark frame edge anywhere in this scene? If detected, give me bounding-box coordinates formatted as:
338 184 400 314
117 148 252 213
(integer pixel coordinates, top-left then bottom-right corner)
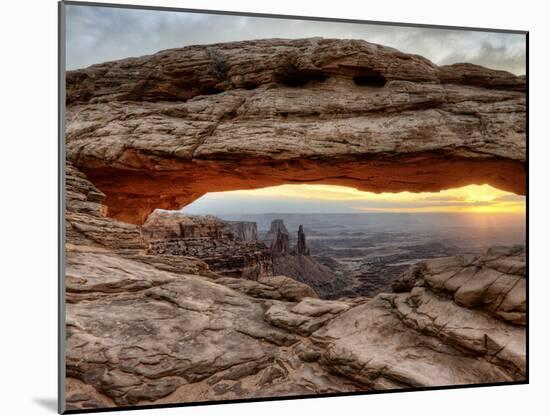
525 30 530 385
58 1 67 414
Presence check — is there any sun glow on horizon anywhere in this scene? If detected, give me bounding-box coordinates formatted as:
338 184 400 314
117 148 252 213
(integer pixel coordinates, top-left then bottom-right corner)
195 184 525 214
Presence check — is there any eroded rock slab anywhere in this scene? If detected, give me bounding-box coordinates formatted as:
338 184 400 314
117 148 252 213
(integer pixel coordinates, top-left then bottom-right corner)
392 246 526 325
66 251 304 406
65 245 526 409
66 38 526 224
312 296 517 389
212 275 318 302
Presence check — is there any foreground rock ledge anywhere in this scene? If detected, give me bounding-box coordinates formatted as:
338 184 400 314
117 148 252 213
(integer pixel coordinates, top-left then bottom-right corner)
66 38 526 224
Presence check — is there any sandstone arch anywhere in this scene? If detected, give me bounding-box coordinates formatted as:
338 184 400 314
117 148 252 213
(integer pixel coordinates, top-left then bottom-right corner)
66 38 526 224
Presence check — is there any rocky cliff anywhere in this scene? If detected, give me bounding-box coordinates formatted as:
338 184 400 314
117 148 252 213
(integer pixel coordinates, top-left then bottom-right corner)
271 228 291 257
225 221 258 242
143 210 258 242
66 38 525 224
269 220 353 299
265 219 290 243
296 225 309 256
143 210 272 280
143 211 227 240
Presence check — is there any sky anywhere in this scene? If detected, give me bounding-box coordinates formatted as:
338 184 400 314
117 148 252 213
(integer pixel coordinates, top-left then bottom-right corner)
66 4 526 216
66 4 526 74
181 184 526 215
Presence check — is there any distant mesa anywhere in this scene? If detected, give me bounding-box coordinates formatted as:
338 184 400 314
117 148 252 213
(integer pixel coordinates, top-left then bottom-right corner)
265 219 290 243
225 220 258 242
143 210 272 280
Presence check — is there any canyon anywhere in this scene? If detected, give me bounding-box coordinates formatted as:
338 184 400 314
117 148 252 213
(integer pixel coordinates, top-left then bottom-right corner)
63 38 526 411
143 210 272 279
141 210 350 299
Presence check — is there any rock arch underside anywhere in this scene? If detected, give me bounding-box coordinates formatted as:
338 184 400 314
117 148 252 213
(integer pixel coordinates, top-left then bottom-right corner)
66 38 526 224
64 39 526 411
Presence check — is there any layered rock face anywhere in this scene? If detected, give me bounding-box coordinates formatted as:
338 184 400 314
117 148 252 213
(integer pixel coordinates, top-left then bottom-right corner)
314 247 526 387
225 221 258 242
143 211 228 240
143 210 272 279
392 246 526 326
66 38 526 224
66 162 146 254
149 238 273 280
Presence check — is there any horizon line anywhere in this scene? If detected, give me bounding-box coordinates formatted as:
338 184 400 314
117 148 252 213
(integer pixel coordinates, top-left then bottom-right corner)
180 210 526 215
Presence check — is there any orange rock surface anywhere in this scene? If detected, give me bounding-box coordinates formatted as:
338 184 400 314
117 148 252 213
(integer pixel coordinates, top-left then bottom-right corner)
66 38 526 224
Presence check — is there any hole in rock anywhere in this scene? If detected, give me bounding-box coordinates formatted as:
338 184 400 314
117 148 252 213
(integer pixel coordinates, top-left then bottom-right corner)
242 81 259 90
353 71 387 87
142 184 525 300
202 86 225 95
274 64 329 87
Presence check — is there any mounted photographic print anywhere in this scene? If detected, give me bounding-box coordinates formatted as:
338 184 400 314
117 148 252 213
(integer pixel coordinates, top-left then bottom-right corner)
59 1 528 413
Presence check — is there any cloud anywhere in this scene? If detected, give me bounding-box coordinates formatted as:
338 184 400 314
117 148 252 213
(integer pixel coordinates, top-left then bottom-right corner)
65 4 526 74
179 183 526 214
352 200 495 209
417 195 464 202
439 40 526 75
494 194 527 202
